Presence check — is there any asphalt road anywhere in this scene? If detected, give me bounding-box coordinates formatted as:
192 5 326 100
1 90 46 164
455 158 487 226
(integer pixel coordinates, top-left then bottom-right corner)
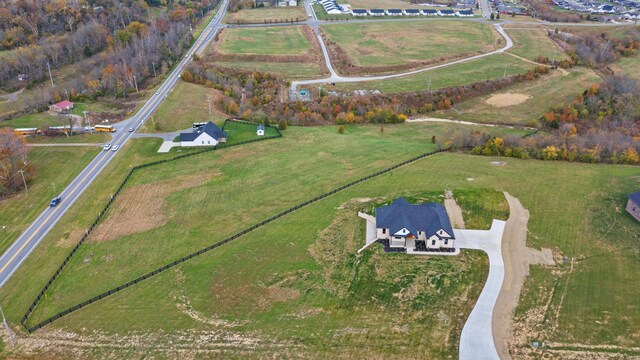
0 0 229 288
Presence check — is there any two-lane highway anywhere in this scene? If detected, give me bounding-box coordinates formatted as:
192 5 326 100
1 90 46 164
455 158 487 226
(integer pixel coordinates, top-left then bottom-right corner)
0 0 229 288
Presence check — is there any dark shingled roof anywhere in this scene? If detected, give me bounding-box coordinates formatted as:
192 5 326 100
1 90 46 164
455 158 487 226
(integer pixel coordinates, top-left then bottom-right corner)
629 191 640 205
375 198 454 239
180 121 226 142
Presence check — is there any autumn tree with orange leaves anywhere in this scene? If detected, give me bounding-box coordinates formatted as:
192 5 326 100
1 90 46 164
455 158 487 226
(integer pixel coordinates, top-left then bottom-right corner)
0 129 35 195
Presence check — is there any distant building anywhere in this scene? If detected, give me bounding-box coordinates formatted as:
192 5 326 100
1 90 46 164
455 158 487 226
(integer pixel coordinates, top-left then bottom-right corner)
386 8 403 15
257 124 265 136
48 100 74 113
180 121 227 147
627 191 640 222
403 9 421 15
352 9 368 16
368 8 385 16
440 9 456 16
359 197 456 253
457 9 474 16
17 74 30 81
421 9 438 15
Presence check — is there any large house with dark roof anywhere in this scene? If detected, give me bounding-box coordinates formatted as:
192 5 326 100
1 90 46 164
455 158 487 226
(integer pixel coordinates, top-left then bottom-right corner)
361 197 455 252
627 191 640 222
180 121 227 147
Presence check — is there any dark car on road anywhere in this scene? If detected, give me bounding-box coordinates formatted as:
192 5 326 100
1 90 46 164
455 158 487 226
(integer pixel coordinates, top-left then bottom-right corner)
49 196 61 207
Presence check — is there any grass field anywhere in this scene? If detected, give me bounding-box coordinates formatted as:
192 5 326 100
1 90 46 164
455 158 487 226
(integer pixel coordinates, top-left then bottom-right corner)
611 54 640 81
432 67 600 125
505 26 570 61
141 81 226 133
0 146 99 255
321 21 497 67
25 133 111 144
226 6 307 23
332 53 532 93
218 27 311 56
221 120 280 144
4 123 526 332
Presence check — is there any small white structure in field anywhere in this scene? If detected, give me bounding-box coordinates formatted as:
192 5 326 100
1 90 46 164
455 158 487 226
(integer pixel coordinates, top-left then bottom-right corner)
257 124 265 136
180 121 227 147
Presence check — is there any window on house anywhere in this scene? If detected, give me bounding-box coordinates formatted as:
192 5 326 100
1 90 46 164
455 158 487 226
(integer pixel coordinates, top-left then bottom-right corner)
208 141 210 144
432 240 436 246
201 141 204 144
444 240 448 245
382 229 386 234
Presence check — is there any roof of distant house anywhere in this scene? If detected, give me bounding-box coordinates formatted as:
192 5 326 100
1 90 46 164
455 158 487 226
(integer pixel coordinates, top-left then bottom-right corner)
53 100 74 108
630 191 640 204
257 124 265 130
404 9 420 12
180 121 226 142
375 197 454 238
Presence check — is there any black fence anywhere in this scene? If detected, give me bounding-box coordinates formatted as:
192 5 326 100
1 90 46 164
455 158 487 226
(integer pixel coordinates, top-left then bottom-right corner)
20 119 282 332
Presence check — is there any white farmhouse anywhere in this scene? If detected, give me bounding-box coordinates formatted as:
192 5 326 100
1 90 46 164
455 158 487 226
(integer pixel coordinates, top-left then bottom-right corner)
180 121 227 147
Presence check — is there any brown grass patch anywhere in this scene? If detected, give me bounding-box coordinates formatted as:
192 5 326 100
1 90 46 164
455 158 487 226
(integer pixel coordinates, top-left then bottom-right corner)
89 171 220 243
485 93 532 107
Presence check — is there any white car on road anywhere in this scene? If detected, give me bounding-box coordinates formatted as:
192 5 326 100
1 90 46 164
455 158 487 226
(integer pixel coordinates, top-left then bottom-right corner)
103 143 111 151
111 145 120 151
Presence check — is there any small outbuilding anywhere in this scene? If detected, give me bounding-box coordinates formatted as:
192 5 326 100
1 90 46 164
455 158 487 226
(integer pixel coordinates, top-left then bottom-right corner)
257 124 265 136
49 100 74 113
627 191 640 222
180 121 227 147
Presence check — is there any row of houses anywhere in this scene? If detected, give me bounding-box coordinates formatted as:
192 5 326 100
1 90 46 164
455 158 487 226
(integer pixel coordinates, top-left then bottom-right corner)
317 0 349 14
351 8 474 16
553 0 640 16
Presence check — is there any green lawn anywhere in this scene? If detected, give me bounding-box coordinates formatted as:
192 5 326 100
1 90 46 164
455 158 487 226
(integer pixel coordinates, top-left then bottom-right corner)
505 26 570 61
213 61 323 80
5 122 526 331
0 146 99 255
1 121 638 357
141 81 226 133
332 53 533 94
611 55 640 81
26 133 111 144
218 27 311 56
221 120 280 144
0 112 67 129
433 67 600 125
321 20 497 67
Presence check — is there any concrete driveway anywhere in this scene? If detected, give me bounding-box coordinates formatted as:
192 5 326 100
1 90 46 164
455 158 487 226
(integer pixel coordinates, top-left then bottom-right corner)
456 220 506 360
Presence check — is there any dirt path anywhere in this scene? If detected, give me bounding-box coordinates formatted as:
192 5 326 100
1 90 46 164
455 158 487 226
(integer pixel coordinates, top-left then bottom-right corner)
444 190 465 229
493 192 554 360
406 117 535 130
504 52 569 75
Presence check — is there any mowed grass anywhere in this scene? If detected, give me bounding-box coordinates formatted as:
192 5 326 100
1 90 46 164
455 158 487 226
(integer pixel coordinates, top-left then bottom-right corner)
26 132 111 144
218 27 311 56
0 146 99 254
321 20 497 67
141 81 226 133
505 26 569 61
2 140 639 356
611 54 640 81
332 53 532 93
10 122 527 329
213 61 323 79
221 120 280 144
433 67 600 125
226 6 307 23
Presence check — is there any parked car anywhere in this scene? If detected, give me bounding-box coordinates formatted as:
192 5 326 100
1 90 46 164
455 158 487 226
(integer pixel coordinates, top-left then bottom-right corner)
49 196 61 207
103 143 111 151
129 128 134 132
111 145 120 151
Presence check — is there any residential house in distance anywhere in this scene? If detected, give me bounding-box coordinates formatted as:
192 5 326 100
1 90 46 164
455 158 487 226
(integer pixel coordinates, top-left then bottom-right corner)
180 121 227 147
359 197 456 254
368 8 385 16
386 8 403 15
256 124 265 136
421 9 438 15
457 9 474 16
49 100 74 113
627 191 640 222
352 9 367 16
403 9 421 15
440 9 456 15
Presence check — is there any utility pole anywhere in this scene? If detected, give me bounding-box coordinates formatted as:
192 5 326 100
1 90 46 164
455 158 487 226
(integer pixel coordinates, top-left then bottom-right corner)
51 182 57 194
206 95 212 119
64 88 69 100
503 64 508 79
0 306 15 348
47 62 54 87
152 61 157 77
17 170 28 193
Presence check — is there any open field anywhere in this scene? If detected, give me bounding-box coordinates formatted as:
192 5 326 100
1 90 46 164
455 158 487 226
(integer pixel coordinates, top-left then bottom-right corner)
505 26 570 61
25 133 111 144
321 21 497 68
225 6 307 23
218 27 311 56
611 54 640 81
221 120 280 144
1 122 527 331
0 146 99 255
140 81 226 133
0 101 127 130
1 129 638 357
331 53 533 94
432 67 600 125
